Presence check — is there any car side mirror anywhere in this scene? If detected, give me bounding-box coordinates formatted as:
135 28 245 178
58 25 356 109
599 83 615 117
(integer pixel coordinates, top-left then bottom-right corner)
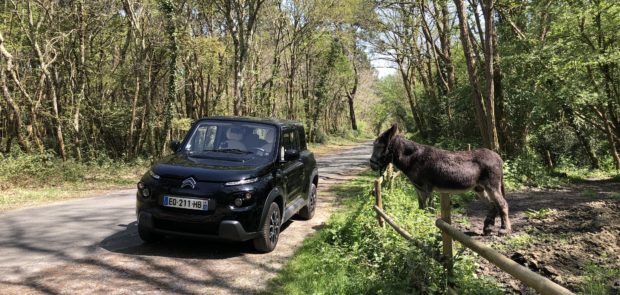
169 140 180 152
283 149 300 161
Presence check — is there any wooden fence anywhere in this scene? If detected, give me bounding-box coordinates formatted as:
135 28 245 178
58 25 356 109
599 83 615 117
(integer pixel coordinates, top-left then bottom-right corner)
372 167 574 295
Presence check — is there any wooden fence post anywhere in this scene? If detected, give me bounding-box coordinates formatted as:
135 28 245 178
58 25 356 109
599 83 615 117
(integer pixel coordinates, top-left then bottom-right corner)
374 177 385 228
440 193 454 288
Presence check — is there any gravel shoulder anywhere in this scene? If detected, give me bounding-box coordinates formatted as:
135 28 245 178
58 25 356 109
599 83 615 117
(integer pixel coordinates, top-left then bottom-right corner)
0 143 372 295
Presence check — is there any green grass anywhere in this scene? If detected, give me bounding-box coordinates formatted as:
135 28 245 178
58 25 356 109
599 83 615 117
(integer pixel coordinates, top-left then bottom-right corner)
0 152 146 211
506 233 534 248
580 263 620 295
558 167 620 182
525 208 555 220
266 172 504 294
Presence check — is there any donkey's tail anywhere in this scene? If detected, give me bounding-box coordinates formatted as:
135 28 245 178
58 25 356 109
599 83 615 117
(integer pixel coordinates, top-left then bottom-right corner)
501 174 506 197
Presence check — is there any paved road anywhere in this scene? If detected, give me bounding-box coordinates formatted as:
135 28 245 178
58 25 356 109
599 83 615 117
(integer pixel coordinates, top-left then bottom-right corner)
0 142 372 294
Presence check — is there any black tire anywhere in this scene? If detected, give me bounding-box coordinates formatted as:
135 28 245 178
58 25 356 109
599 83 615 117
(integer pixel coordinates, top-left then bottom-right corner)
138 222 164 243
253 202 281 253
298 183 317 220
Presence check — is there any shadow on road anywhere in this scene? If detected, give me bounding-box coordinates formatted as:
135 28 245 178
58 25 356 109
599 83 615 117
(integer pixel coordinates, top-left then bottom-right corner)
99 219 295 259
1 218 298 295
0 142 373 294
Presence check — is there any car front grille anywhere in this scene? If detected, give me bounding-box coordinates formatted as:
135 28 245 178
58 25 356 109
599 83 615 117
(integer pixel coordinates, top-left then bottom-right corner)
153 218 218 235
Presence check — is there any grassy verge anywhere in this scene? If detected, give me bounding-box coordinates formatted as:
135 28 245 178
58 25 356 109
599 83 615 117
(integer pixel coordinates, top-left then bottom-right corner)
0 135 371 212
266 172 503 294
0 153 146 212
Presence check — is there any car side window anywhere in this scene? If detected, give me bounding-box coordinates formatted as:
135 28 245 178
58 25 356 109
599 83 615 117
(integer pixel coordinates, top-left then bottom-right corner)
281 130 299 151
188 125 217 151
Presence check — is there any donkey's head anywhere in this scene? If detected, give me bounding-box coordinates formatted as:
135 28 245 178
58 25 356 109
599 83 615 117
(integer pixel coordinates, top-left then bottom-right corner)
370 124 399 172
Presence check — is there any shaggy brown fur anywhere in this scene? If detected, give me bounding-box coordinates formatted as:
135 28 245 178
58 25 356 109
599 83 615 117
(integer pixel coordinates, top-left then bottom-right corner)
370 124 511 235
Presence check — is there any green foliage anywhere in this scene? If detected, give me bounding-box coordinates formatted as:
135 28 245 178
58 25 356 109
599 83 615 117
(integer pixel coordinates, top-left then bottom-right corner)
503 150 565 190
580 263 620 295
0 151 146 190
268 172 504 294
506 233 533 248
525 208 555 220
452 254 503 295
372 76 414 135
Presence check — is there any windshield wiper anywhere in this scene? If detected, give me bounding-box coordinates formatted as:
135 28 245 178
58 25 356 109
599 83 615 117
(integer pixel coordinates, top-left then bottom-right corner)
204 148 251 154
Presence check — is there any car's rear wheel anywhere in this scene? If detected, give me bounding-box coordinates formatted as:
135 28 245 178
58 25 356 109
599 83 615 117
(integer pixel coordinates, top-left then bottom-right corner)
253 202 281 253
298 183 317 220
138 222 164 243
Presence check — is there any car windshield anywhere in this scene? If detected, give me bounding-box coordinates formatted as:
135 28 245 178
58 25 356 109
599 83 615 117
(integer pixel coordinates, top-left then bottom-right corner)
184 121 277 161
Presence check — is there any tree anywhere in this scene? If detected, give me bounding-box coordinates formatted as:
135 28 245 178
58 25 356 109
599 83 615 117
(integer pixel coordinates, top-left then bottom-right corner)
215 0 266 116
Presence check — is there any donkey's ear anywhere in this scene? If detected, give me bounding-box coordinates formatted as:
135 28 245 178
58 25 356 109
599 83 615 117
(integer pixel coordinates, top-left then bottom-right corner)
388 124 398 137
390 124 398 133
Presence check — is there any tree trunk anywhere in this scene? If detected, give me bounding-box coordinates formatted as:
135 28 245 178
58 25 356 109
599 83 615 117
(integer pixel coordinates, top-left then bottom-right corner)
398 63 426 138
1 70 29 152
0 32 30 153
160 0 177 155
481 0 500 151
347 62 359 131
454 0 490 148
563 105 600 169
73 0 86 161
602 110 620 170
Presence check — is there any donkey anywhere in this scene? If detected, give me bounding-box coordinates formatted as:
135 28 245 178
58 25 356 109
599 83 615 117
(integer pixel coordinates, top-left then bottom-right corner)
369 124 512 235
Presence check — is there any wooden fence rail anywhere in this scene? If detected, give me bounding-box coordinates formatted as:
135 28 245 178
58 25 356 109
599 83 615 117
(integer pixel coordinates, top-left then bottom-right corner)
435 219 574 295
372 167 574 295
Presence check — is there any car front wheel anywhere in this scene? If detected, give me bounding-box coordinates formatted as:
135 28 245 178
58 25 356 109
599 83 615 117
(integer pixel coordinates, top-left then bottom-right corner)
253 202 281 253
298 183 316 220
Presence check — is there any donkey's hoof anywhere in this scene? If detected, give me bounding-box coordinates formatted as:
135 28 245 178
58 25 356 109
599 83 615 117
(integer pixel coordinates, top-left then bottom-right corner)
482 228 493 236
498 228 512 236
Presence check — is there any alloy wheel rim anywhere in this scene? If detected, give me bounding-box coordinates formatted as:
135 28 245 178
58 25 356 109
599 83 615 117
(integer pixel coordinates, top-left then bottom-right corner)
309 188 316 212
269 210 280 245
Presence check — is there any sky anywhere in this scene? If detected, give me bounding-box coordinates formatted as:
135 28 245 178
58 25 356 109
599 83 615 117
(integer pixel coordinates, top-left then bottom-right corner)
370 54 396 78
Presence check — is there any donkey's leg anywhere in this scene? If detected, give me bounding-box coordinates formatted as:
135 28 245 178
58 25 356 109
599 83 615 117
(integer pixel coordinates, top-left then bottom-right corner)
476 188 497 235
483 205 497 236
426 191 434 208
415 188 432 210
489 186 512 235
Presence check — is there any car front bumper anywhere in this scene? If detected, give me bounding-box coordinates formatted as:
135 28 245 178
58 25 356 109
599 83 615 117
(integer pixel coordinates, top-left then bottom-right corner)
138 211 259 241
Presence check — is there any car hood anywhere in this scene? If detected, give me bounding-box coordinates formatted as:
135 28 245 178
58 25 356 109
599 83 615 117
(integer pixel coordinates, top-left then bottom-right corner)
151 153 274 182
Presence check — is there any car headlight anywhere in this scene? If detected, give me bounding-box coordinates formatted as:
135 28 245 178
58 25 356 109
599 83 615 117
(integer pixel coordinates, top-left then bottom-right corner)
225 177 258 186
149 170 160 180
137 182 150 199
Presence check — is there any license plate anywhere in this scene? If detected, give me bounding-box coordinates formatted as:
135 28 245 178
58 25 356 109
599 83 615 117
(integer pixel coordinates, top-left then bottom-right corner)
163 196 208 211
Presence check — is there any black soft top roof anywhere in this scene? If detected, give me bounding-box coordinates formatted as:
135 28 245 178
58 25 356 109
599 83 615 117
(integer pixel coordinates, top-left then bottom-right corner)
196 116 303 129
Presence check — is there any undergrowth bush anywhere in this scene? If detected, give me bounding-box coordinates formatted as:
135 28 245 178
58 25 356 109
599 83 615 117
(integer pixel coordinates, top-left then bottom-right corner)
268 173 503 294
503 150 564 190
0 151 147 189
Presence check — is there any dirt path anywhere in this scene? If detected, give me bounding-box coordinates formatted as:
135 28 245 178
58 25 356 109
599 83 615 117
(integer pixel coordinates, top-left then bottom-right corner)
0 143 372 295
457 180 620 294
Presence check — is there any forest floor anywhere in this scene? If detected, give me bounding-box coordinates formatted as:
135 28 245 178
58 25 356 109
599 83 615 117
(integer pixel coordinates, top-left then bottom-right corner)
457 179 620 294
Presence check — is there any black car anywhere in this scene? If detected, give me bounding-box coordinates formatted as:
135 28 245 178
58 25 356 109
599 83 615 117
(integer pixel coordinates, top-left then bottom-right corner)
136 117 318 252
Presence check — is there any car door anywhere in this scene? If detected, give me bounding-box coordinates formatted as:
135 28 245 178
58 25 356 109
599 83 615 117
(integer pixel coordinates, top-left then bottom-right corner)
280 129 305 204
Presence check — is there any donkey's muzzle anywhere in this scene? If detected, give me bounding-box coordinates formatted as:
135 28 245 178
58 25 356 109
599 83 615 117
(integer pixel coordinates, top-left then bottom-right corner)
369 158 380 171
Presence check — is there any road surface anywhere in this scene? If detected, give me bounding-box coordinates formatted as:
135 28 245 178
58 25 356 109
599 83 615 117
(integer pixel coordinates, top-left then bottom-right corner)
0 142 372 294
